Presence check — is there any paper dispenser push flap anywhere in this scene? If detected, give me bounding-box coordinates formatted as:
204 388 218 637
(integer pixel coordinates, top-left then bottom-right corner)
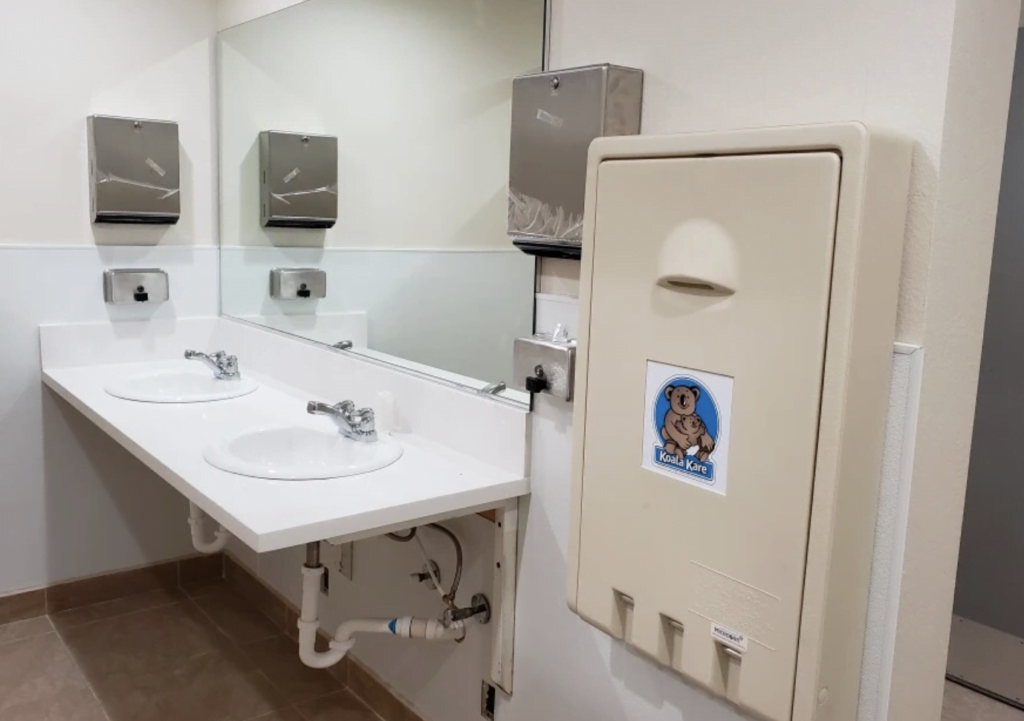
574 152 842 721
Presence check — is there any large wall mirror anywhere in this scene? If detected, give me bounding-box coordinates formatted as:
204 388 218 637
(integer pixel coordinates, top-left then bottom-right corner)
217 0 547 404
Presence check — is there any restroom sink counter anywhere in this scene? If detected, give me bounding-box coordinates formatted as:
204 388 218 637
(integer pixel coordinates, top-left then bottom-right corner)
39 318 529 553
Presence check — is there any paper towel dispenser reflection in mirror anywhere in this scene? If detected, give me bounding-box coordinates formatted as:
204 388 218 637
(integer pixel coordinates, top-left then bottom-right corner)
260 131 338 229
88 115 180 225
507 64 643 259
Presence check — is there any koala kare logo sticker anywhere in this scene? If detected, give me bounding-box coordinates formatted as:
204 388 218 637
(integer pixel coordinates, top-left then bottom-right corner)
642 361 733 495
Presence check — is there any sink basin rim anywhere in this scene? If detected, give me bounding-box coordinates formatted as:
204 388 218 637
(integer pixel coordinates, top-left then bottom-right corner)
203 424 404 481
105 368 260 404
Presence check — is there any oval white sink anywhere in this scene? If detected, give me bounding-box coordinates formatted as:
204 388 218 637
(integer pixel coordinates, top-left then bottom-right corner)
203 426 403 481
106 368 259 404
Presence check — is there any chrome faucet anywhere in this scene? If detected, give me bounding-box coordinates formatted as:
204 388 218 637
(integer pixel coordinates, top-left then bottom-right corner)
307 400 377 442
185 350 241 380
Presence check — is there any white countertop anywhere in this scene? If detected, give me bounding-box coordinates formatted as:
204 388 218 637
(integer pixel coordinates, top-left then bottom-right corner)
43 360 528 552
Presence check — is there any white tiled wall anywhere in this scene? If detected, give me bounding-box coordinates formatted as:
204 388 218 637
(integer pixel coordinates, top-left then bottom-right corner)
0 0 221 593
0 246 219 593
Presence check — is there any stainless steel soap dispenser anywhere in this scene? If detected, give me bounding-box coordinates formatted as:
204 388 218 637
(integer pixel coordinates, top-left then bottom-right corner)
507 64 643 259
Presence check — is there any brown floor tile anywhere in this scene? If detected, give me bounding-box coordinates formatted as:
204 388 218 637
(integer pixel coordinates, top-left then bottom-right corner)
51 587 184 631
61 601 236 682
295 691 381 721
347 660 422 721
179 553 224 586
182 576 227 599
248 708 304 721
0 590 45 626
0 687 108 721
294 692 382 721
226 557 288 631
285 609 300 642
0 632 104 720
242 636 341 705
194 587 282 645
47 561 178 613
93 648 289 721
0 616 53 646
326 656 349 688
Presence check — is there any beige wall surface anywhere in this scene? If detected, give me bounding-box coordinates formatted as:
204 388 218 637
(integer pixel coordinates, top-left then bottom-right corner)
0 0 218 246
547 2 1019 721
886 2 1019 720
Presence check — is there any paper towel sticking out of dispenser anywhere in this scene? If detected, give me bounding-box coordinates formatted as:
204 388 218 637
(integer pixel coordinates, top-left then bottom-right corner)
507 64 643 259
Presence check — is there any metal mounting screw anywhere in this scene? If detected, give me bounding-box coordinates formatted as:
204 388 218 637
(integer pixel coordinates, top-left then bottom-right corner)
411 560 442 590
301 136 310 144
550 76 560 90
133 121 142 130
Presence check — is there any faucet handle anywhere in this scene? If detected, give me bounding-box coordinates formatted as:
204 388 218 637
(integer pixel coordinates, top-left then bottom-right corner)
348 407 375 431
220 354 239 375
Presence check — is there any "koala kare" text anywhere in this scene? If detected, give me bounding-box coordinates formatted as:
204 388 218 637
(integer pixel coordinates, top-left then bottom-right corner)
655 447 713 480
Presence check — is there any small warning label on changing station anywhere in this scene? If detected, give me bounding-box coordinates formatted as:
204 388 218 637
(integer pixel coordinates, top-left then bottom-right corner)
642 361 733 495
711 622 748 653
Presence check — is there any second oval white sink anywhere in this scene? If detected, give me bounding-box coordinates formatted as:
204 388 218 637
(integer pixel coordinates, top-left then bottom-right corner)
203 426 404 481
106 367 259 403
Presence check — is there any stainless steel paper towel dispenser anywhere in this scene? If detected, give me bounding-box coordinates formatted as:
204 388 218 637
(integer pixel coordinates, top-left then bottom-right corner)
507 64 643 259
260 131 338 228
88 116 180 224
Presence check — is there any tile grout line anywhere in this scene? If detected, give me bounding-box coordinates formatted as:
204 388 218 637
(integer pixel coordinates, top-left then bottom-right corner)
49 592 185 633
343 674 399 721
183 589 318 716
224 553 413 721
0 615 53 647
189 569 369 720
50 617 114 721
40 554 227 721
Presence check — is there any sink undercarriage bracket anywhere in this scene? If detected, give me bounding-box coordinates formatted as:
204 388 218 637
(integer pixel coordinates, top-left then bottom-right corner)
323 496 522 695
490 497 519 695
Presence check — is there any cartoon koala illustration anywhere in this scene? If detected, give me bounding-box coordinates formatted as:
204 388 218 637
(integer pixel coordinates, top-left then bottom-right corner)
673 414 715 462
660 384 715 460
660 384 699 455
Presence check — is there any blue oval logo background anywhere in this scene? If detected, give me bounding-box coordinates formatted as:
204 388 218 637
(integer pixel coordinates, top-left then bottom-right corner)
653 376 720 454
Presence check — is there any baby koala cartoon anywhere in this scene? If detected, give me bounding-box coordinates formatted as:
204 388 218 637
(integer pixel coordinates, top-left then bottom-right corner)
660 384 715 461
674 414 715 462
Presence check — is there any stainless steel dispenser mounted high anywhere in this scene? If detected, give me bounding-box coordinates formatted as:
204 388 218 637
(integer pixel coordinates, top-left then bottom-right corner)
260 131 339 228
507 64 643 259
88 116 181 224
